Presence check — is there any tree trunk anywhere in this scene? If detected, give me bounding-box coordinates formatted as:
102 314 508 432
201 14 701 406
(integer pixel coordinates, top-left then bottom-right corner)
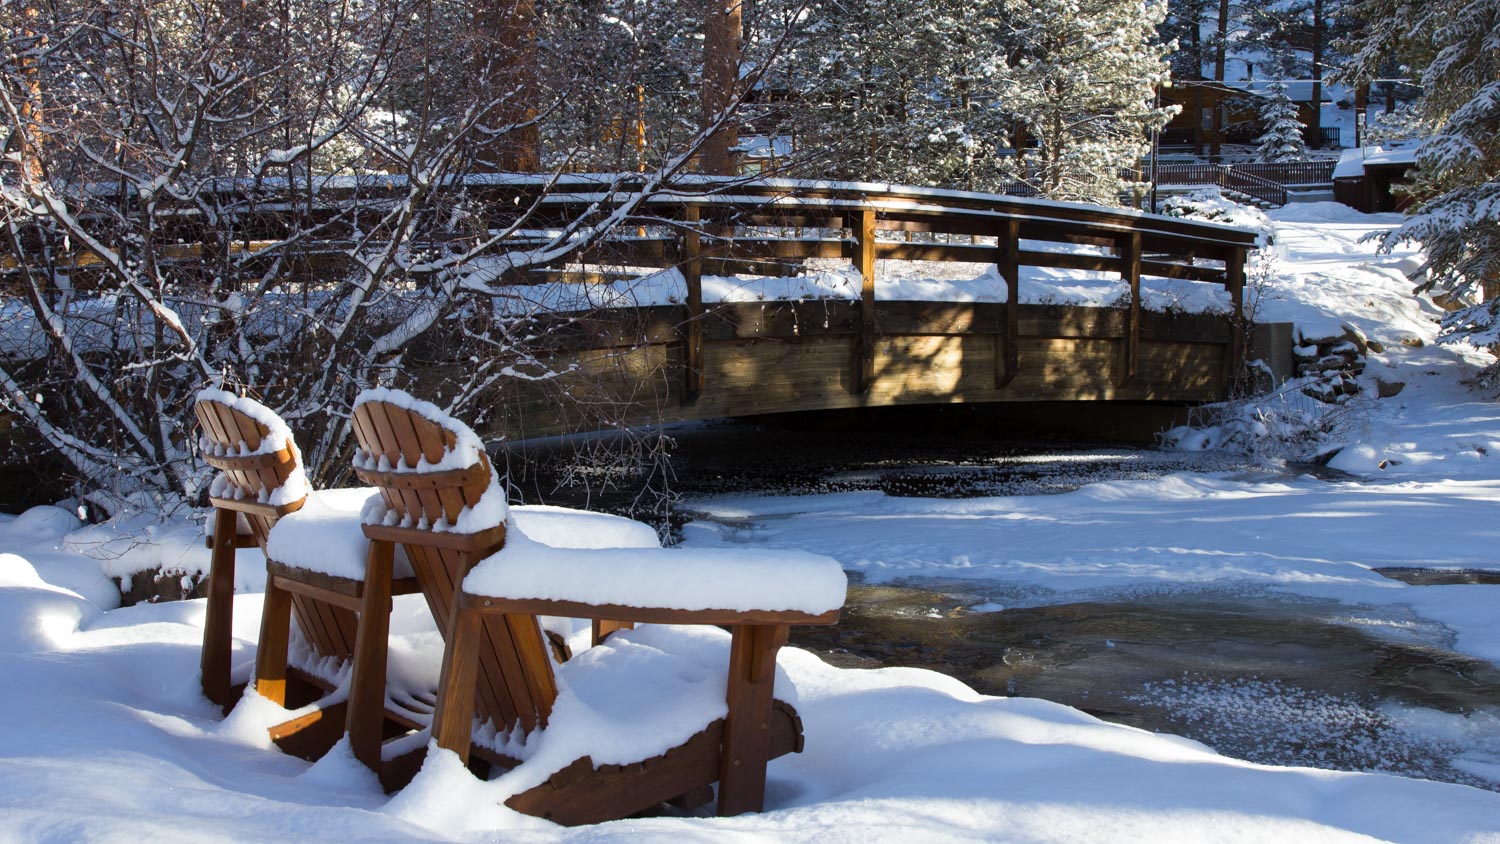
1211 0 1230 161
1309 0 1324 149
12 4 45 187
474 0 540 172
700 0 742 176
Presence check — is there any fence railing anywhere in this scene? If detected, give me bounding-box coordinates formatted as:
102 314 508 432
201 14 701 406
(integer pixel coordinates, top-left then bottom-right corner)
983 159 1337 205
1304 127 1340 148
1159 127 1341 149
1143 164 1290 206
1218 168 1290 206
1231 160 1337 186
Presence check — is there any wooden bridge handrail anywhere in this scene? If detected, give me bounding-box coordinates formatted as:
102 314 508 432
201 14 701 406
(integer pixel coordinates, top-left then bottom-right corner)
9 177 1257 293
11 176 1253 402
526 189 1258 249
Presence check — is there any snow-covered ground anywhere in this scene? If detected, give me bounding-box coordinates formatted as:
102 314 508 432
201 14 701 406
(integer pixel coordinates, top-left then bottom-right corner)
2 199 1500 841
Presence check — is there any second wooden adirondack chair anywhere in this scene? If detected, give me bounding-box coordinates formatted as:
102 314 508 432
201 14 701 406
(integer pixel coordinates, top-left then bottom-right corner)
348 388 846 824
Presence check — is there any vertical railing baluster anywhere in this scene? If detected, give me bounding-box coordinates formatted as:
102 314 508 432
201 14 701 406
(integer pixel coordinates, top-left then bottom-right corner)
995 217 1020 388
1225 245 1247 395
1117 231 1142 387
851 207 877 394
682 204 704 403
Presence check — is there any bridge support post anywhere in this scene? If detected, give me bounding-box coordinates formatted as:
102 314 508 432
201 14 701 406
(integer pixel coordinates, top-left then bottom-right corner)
1225 245 1247 395
851 208 877 394
682 204 704 403
995 218 1020 388
1116 231 1142 387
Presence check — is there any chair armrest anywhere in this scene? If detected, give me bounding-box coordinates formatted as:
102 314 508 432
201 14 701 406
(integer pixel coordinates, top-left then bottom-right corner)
210 495 305 518
361 522 505 553
458 592 840 627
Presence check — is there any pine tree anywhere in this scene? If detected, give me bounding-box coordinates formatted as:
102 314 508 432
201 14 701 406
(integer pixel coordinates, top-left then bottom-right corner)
1344 0 1500 340
785 0 1018 191
1254 80 1310 161
999 0 1177 204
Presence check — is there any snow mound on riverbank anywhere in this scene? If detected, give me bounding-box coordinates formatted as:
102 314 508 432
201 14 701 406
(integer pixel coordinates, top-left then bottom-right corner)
0 520 1497 841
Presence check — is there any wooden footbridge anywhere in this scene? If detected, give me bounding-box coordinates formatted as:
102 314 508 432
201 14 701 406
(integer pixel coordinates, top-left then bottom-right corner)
4 175 1259 442
466 179 1258 440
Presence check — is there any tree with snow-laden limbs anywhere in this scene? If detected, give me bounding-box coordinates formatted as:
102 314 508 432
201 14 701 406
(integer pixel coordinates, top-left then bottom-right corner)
1254 80 1311 161
786 0 1176 204
776 0 1020 190
999 0 1177 203
1340 0 1500 345
0 0 804 516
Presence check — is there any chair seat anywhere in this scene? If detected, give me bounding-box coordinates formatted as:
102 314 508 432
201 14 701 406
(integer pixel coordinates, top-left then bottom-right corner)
266 488 414 580
265 497 660 584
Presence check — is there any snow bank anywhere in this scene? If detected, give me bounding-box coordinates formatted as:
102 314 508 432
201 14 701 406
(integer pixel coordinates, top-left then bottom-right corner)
1 493 1499 839
61 510 207 592
465 529 846 615
1252 202 1438 349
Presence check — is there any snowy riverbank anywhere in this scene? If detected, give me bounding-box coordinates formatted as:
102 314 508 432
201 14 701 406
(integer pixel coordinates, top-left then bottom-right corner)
2 199 1500 840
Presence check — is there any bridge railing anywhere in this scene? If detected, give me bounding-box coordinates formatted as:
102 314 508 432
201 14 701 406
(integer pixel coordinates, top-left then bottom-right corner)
510 177 1258 397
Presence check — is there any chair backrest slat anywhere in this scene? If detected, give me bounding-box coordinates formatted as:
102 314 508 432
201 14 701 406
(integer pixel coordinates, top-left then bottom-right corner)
351 391 557 737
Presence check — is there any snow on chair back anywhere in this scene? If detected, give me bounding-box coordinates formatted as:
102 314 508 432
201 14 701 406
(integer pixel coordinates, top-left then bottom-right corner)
351 388 558 736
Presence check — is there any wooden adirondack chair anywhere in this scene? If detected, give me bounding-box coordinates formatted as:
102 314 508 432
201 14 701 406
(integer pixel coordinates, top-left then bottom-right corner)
194 391 418 761
349 390 841 824
343 392 511 784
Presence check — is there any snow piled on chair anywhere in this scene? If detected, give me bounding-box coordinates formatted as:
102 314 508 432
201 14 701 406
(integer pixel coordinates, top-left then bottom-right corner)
265 488 413 580
464 529 847 615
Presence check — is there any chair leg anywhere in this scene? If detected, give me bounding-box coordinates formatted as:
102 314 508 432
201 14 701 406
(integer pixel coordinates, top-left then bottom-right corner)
591 619 634 647
431 600 484 767
348 540 394 773
717 623 789 817
254 576 293 707
201 508 239 709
